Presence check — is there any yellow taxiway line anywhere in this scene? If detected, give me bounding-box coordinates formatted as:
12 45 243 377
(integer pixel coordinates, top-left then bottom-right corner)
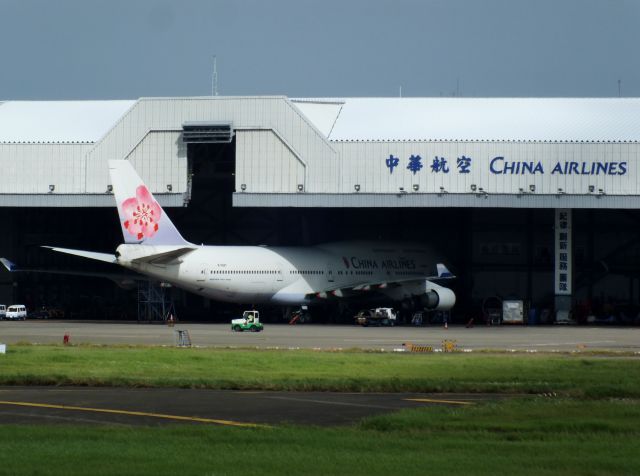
404 398 476 406
0 400 268 428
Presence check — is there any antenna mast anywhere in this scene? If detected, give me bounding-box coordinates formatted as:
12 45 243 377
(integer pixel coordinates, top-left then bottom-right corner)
212 56 219 96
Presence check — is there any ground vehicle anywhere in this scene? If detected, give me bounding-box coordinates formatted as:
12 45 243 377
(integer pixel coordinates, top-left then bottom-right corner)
5 305 27 320
30 307 51 319
0 305 5 319
355 307 397 326
231 310 264 332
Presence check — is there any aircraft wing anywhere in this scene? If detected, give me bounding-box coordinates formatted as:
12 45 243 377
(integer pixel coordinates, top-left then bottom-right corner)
0 257 142 289
312 263 455 299
311 277 412 299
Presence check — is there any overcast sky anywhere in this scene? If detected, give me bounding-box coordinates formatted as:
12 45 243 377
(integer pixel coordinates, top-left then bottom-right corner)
1 0 639 99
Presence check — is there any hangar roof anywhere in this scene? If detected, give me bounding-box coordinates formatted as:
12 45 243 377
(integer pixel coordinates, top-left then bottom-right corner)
0 100 136 143
292 97 640 143
3 97 639 144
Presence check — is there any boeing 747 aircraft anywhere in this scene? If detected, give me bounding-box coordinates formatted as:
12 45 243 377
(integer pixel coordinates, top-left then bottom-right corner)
5 160 456 310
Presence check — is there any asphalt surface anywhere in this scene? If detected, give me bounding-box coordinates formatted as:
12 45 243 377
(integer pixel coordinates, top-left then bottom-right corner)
0 322 635 427
1 321 639 352
0 387 502 427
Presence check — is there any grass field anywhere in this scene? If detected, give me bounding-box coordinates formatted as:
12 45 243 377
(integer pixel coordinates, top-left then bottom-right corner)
0 399 638 475
1 345 639 474
0 344 639 397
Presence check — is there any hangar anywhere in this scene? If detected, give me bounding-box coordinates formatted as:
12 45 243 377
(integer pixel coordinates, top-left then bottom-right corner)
1 96 639 323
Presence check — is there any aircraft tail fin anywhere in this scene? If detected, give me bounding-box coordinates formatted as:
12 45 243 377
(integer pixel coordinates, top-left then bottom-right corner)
108 160 190 246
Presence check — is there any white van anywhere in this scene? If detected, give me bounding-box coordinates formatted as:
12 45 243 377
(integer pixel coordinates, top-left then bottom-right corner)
6 305 27 320
0 305 6 319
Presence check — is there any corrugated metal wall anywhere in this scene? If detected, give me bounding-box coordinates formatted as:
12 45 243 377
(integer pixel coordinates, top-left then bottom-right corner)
4 96 640 208
236 130 305 193
86 97 338 194
332 141 639 196
0 144 89 194
0 96 339 205
126 131 188 193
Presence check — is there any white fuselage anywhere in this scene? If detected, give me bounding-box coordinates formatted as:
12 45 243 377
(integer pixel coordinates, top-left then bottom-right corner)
115 241 453 307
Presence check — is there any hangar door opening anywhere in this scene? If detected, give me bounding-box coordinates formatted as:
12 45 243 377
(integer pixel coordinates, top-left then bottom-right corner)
182 122 236 245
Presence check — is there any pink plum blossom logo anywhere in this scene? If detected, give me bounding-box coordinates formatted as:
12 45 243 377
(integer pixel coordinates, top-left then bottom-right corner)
121 185 161 240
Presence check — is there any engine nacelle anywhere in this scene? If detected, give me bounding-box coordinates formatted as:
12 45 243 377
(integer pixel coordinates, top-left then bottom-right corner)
422 284 456 310
380 280 456 310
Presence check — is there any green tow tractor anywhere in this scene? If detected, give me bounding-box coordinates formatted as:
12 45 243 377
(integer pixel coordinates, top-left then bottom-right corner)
231 310 264 332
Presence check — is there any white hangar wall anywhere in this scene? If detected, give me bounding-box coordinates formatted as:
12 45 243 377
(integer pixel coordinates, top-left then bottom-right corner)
235 129 305 193
84 97 337 195
0 97 339 207
0 143 90 194
332 141 638 195
3 96 640 209
234 97 640 208
108 131 188 196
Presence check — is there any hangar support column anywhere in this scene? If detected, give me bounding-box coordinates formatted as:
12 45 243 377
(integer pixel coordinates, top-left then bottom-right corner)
554 209 572 322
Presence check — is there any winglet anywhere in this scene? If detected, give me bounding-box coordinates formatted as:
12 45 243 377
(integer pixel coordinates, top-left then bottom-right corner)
0 258 18 272
436 263 455 279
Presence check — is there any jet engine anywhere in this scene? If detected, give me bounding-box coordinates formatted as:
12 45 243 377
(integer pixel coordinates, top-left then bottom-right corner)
421 285 456 310
381 280 456 310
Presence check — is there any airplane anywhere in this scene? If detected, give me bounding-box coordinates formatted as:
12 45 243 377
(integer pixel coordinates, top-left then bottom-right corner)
4 160 456 311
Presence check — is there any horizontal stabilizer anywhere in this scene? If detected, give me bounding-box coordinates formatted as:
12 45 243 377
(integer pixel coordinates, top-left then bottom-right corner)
43 246 117 264
131 247 195 265
1 256 141 289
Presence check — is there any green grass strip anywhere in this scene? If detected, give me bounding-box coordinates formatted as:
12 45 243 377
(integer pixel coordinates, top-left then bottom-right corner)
0 399 638 475
1 345 639 397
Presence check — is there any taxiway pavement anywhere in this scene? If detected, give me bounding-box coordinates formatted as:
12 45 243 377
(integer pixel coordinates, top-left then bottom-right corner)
0 386 501 426
1 321 639 352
